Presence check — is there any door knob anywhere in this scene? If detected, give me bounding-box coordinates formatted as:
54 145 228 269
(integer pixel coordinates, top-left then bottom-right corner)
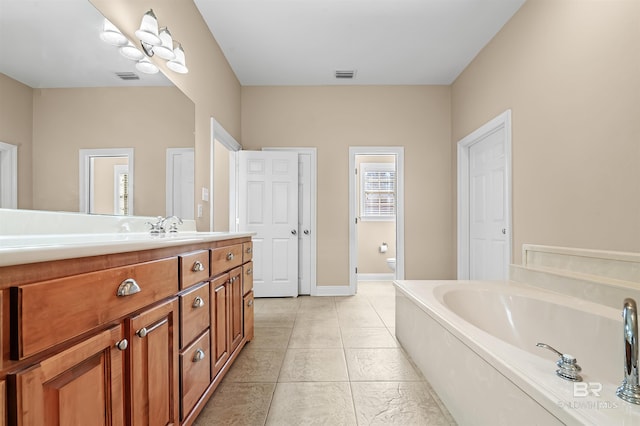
291 229 297 235
303 229 310 235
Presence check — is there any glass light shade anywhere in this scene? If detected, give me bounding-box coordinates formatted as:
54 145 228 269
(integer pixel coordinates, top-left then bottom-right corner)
99 19 128 46
119 41 145 61
166 43 188 74
134 9 161 46
136 57 159 74
154 27 176 60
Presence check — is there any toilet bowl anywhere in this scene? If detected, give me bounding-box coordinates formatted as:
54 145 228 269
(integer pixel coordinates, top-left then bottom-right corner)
386 258 396 272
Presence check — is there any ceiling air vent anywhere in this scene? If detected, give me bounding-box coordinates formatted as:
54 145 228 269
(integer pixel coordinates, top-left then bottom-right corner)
335 70 356 79
115 72 140 81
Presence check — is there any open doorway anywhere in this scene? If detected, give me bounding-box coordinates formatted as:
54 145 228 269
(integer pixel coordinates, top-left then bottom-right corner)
349 147 404 294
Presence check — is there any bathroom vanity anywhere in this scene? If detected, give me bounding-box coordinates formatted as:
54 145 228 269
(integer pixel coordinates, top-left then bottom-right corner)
0 210 254 425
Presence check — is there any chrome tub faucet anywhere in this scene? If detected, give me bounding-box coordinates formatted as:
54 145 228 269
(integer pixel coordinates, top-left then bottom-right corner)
617 298 640 405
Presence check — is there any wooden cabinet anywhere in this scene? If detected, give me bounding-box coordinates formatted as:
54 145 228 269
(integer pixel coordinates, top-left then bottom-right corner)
1 235 253 426
128 298 179 426
11 325 126 426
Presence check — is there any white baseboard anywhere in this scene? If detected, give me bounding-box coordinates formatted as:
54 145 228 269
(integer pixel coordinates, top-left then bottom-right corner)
357 273 394 282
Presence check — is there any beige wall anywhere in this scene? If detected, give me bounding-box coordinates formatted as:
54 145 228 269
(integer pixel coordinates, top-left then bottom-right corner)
32 87 194 216
242 86 452 285
92 0 241 231
0 73 33 209
452 0 640 265
356 155 396 274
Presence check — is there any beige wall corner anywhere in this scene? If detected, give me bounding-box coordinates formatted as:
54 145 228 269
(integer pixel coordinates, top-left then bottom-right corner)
0 73 33 209
452 0 640 265
241 86 453 285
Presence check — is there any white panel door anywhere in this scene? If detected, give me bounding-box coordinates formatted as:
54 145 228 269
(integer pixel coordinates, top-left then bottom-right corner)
239 151 299 297
166 148 195 220
469 127 508 280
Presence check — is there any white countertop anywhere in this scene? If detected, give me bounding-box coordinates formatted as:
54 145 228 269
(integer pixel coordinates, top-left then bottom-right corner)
0 232 254 267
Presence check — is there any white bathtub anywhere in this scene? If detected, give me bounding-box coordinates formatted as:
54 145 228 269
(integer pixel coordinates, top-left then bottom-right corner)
395 280 640 425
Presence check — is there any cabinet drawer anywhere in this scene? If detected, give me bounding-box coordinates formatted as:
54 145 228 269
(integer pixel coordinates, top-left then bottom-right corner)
11 257 178 360
242 241 253 263
211 244 243 276
179 250 210 289
180 330 211 420
180 282 210 349
243 261 254 295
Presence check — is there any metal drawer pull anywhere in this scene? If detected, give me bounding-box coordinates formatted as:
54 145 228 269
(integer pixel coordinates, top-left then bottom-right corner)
247 299 253 307
193 349 206 362
246 268 253 275
226 252 234 261
192 296 205 308
115 339 128 351
136 318 168 339
117 278 141 297
192 261 205 272
246 247 252 254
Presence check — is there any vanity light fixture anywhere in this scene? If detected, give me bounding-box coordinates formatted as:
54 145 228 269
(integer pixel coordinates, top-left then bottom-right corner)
99 9 188 75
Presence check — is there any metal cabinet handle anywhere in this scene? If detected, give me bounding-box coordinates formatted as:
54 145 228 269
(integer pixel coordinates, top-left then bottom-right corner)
136 318 168 339
303 229 310 235
247 299 253 307
192 349 206 362
246 247 252 254
227 252 234 261
115 339 128 351
246 268 253 275
192 296 205 308
136 327 148 338
192 261 205 272
291 229 297 235
117 278 141 297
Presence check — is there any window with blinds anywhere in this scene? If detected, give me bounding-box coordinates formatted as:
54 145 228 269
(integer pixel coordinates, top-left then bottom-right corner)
360 163 396 220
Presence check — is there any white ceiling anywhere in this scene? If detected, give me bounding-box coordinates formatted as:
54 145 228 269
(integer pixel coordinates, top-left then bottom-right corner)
0 0 171 88
194 0 527 86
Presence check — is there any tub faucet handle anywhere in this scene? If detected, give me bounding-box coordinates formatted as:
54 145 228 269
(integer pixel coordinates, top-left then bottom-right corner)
536 342 582 382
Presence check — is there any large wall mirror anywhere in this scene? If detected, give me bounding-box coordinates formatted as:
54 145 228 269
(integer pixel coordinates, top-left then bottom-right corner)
0 0 195 218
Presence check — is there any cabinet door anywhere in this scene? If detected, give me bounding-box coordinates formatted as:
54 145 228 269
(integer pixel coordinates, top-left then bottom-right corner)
229 267 244 353
211 274 229 378
13 325 125 426
128 298 179 426
243 291 255 342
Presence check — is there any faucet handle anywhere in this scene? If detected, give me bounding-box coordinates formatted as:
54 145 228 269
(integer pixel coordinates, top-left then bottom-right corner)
146 217 164 235
536 342 582 381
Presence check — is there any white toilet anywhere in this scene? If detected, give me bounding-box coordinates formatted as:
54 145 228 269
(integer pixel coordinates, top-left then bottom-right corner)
386 258 396 272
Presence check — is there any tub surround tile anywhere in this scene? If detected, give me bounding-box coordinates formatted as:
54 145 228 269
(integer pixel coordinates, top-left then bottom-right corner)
351 381 453 425
345 348 423 382
266 382 357 426
278 348 349 382
193 382 275 426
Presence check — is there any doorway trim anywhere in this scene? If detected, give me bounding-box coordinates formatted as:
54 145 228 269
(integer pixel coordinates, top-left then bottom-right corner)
349 146 405 295
0 141 18 209
79 148 134 215
457 109 512 279
166 147 195 219
210 117 241 231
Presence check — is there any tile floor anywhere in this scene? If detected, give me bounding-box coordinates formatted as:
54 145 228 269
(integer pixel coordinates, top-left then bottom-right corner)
194 281 456 425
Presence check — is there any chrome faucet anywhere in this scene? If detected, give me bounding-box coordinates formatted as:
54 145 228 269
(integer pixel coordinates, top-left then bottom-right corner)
146 216 183 234
617 298 640 404
536 343 582 381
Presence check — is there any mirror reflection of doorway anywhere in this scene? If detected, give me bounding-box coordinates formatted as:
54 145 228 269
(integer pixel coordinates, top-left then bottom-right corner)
79 148 134 215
